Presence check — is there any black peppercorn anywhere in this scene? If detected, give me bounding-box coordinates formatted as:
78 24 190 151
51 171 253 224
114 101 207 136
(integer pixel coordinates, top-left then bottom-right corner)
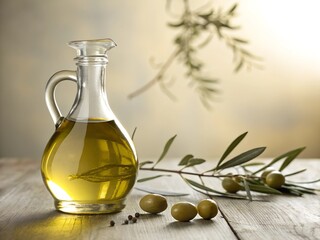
110 220 115 227
132 217 137 223
135 212 140 218
128 215 133 220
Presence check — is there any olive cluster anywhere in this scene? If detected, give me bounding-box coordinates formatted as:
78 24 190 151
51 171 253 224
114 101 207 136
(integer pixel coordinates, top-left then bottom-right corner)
139 194 218 222
222 167 286 193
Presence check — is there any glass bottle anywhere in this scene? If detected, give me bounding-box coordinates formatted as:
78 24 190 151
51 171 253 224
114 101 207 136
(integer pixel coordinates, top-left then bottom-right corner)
41 38 138 214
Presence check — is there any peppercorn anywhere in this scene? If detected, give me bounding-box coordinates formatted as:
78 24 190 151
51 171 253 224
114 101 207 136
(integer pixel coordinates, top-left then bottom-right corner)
123 220 129 225
109 220 115 227
132 217 137 223
128 215 133 220
135 212 140 218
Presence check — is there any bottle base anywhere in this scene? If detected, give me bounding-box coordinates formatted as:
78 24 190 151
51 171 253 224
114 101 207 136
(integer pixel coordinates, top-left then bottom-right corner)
54 199 126 214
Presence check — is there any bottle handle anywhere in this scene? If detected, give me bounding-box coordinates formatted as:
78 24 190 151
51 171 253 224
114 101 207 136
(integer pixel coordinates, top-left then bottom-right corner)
45 70 77 127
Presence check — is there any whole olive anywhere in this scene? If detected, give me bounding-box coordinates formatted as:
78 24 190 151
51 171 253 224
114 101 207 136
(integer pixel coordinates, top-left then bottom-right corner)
261 167 276 183
197 199 218 220
222 177 242 193
171 202 198 222
139 194 168 214
266 171 285 189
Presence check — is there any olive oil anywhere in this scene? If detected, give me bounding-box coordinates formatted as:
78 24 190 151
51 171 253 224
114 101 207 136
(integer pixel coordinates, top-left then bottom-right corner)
41 118 138 214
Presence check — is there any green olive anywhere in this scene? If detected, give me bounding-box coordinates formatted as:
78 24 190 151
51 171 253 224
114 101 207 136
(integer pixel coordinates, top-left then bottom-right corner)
266 171 285 189
233 176 242 183
171 202 197 222
222 177 242 193
197 199 218 220
261 167 276 183
139 194 168 214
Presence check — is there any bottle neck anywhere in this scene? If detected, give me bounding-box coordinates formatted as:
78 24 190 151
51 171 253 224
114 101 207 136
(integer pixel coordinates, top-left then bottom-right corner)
68 58 114 122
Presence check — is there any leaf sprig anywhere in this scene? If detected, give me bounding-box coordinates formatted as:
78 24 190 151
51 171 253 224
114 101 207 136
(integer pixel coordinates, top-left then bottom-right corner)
138 133 319 200
128 0 262 108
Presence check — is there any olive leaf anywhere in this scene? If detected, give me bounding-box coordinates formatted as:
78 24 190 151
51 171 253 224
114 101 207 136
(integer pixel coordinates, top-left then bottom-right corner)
137 174 171 183
152 135 177 168
234 60 244 72
178 154 194 166
186 184 247 200
281 185 315 195
278 147 306 171
286 179 320 184
284 169 306 177
167 20 185 28
197 77 219 84
69 174 134 183
198 9 214 19
183 177 230 196
253 147 306 175
139 161 154 168
241 162 265 167
284 183 318 194
216 132 248 169
70 164 135 178
242 178 253 201
131 127 137 140
279 187 303 196
246 183 282 195
216 147 266 170
233 38 249 44
183 158 206 169
69 164 136 183
228 3 238 15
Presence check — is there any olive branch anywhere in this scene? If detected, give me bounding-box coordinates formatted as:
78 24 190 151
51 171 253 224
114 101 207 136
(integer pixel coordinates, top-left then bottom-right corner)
137 133 319 201
128 0 262 108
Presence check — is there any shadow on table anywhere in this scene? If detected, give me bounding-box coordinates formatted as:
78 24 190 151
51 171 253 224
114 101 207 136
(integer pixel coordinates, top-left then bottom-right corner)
5 210 116 240
166 218 215 230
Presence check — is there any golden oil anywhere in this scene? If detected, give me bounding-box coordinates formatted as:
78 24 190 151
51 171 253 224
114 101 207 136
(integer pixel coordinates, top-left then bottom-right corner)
41 118 138 214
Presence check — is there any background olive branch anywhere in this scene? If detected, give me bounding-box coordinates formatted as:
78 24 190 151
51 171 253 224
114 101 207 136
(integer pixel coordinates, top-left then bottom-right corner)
128 0 262 108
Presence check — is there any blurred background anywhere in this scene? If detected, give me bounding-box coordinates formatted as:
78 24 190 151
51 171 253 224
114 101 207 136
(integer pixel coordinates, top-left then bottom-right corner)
0 0 319 160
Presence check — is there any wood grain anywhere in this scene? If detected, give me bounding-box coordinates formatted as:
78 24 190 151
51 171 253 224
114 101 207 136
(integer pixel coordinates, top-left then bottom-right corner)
0 159 237 240
199 159 320 240
1 158 319 240
217 194 320 240
0 158 39 200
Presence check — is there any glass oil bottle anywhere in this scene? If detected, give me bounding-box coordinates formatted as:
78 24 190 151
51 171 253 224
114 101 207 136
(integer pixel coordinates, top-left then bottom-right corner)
41 39 138 214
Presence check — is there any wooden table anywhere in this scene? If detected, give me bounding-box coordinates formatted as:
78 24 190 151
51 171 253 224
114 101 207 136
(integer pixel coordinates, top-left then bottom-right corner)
0 158 319 240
